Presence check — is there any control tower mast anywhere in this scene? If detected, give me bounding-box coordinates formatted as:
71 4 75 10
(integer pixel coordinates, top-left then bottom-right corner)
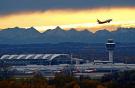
106 39 115 63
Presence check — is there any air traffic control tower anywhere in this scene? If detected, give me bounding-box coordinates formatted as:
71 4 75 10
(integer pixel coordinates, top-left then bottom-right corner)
106 39 115 63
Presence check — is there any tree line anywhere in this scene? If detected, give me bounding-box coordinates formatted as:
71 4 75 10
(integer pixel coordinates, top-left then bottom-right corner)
0 70 135 88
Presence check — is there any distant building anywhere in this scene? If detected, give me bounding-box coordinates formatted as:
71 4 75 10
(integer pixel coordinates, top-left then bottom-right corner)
0 54 84 66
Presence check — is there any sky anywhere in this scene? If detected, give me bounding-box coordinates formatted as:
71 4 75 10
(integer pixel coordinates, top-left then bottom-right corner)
0 0 135 32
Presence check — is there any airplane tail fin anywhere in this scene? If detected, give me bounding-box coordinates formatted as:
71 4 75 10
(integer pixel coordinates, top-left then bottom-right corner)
97 19 101 23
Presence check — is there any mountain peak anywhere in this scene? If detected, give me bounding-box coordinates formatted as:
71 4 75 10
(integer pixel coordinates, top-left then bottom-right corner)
68 28 77 32
81 29 91 33
55 26 63 30
95 29 110 34
50 26 65 33
27 27 39 33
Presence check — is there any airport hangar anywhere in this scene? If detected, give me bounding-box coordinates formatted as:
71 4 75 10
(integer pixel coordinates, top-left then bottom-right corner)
0 54 84 66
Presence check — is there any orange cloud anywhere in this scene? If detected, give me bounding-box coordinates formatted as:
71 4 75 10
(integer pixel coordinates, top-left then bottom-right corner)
0 7 135 32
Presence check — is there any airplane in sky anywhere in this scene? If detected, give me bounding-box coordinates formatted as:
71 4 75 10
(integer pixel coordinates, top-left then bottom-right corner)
97 19 112 24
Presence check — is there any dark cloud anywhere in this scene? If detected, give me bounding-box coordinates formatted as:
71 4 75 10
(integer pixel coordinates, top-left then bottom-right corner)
0 0 135 15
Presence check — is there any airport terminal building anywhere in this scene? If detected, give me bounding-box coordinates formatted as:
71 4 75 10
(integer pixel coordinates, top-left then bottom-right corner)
0 54 84 66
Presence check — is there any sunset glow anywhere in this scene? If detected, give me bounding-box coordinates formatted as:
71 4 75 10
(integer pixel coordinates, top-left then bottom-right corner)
0 7 135 32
